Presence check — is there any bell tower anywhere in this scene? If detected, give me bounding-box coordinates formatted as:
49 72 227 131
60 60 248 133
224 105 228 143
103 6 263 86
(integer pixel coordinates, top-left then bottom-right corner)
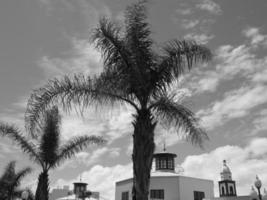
218 160 237 197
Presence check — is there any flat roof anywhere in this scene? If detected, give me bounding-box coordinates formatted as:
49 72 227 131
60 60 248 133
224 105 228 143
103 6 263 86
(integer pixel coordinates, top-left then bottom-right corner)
116 172 213 185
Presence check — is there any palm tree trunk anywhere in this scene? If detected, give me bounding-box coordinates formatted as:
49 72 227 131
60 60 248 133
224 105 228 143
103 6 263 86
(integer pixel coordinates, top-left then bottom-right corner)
35 170 49 200
132 109 156 200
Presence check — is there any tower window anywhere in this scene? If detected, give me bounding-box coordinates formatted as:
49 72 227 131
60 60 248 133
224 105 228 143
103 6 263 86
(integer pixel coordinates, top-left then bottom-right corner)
167 158 174 169
121 191 129 200
150 189 164 199
160 159 166 169
194 191 205 200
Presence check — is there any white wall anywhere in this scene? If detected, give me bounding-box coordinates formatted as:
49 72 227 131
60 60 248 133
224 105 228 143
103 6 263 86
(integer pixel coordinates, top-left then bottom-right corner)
115 179 133 200
150 176 180 200
178 176 214 200
115 175 214 200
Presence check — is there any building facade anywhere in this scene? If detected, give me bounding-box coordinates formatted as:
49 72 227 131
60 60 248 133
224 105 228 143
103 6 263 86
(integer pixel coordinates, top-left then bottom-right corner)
115 150 214 200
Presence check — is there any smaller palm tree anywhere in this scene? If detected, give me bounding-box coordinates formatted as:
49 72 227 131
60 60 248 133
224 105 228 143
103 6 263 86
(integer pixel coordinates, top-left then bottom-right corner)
0 161 32 200
0 106 106 200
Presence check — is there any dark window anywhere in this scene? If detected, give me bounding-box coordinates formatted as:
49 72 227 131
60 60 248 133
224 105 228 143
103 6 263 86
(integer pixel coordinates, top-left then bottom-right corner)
221 186 225 195
156 159 160 170
150 189 164 199
230 186 234 195
194 191 205 200
121 191 129 200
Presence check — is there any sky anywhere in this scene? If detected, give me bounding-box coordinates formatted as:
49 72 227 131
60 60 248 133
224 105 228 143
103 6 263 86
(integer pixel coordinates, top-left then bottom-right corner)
0 0 267 199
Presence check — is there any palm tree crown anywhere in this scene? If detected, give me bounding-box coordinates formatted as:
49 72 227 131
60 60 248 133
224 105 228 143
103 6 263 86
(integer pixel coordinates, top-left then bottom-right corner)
0 106 106 200
25 1 212 200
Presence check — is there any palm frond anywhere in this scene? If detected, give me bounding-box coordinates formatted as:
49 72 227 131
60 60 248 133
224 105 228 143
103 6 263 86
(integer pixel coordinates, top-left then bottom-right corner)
125 0 153 71
0 123 41 164
55 135 106 167
0 161 16 182
12 167 32 189
150 94 208 148
26 75 138 135
39 106 61 168
154 40 212 93
0 161 32 199
91 17 130 71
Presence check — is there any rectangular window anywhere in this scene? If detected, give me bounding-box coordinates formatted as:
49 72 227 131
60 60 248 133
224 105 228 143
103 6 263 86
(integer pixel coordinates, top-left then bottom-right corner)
160 159 166 169
150 189 164 199
156 159 160 170
194 191 205 200
167 158 173 169
121 191 129 200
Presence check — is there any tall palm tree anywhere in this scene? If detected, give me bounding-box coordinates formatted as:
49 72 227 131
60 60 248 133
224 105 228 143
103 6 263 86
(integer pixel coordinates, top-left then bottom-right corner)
25 1 212 200
0 107 105 200
0 161 32 200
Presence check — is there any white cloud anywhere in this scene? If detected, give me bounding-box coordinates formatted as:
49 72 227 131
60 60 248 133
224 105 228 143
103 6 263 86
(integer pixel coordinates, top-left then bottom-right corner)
59 106 134 143
242 27 267 47
54 163 132 200
251 109 267 135
182 137 267 197
181 35 267 129
185 33 214 44
39 38 103 79
196 0 222 15
198 85 267 130
57 147 121 170
181 19 200 29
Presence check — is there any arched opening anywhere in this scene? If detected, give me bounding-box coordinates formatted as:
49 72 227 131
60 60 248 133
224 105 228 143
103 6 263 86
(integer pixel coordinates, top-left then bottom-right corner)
221 186 225 196
230 186 234 195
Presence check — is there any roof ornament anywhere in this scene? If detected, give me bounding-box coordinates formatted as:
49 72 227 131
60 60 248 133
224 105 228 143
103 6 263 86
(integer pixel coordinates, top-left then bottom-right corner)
163 139 166 152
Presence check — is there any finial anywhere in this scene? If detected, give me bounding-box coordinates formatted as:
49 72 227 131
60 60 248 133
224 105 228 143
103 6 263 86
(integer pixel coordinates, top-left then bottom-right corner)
80 174 82 182
163 140 166 152
223 160 226 165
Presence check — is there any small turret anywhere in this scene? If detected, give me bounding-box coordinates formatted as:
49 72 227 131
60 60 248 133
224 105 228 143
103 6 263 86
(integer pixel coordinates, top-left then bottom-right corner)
153 144 177 173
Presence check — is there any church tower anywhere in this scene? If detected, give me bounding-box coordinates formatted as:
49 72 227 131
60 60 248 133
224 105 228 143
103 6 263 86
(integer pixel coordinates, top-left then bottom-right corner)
218 160 237 197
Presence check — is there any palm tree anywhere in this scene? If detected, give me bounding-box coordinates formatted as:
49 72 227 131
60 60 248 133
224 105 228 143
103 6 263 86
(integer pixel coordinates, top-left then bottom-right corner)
0 107 105 200
0 161 32 200
25 1 212 200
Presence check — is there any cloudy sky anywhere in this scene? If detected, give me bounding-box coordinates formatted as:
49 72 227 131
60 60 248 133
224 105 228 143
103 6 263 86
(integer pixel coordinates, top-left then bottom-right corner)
0 0 267 199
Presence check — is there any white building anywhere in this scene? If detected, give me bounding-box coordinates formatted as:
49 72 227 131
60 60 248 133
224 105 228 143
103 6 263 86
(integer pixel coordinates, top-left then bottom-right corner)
49 186 71 200
115 150 214 200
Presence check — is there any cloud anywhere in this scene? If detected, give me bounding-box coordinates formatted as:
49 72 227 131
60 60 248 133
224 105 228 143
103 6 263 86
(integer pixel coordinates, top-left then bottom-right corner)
242 27 267 47
57 147 121 170
198 85 267 130
180 31 267 130
54 163 132 200
181 19 200 29
251 109 267 135
185 33 214 44
39 38 103 79
59 105 134 143
196 0 222 15
182 137 267 197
